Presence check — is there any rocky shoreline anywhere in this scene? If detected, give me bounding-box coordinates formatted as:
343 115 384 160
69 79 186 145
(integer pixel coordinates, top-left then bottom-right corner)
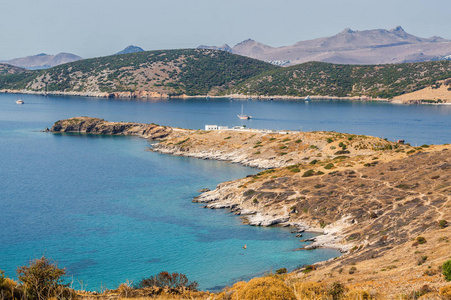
0 88 393 103
6 87 451 105
48 117 451 297
192 179 350 252
49 117 451 258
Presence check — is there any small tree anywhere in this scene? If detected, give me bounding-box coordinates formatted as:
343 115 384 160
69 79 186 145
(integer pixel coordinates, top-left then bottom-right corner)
17 256 67 300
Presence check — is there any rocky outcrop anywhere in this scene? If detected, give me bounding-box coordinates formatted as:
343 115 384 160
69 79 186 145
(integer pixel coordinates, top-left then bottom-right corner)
152 145 289 169
50 117 173 139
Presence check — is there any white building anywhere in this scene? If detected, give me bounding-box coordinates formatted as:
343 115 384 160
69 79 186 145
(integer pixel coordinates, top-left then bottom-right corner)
205 125 218 130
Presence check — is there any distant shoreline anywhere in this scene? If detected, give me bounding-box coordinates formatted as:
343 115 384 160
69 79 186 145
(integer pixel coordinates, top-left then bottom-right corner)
3 88 451 105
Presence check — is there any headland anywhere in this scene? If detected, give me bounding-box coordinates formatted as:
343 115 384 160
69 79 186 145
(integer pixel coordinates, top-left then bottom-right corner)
50 117 451 298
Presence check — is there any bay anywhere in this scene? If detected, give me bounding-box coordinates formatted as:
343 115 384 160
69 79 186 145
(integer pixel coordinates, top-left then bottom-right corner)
0 94 450 291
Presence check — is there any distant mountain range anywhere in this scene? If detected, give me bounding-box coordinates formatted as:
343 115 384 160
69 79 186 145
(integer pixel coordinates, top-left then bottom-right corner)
4 53 83 70
2 46 146 70
199 26 451 65
115 45 144 55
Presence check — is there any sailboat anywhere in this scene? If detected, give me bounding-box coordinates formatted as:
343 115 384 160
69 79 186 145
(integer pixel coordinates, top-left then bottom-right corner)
15 99 24 104
237 104 251 120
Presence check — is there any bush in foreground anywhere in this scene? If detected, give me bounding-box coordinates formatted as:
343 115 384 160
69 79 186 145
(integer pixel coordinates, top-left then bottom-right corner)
136 271 198 290
217 276 296 300
17 256 73 300
0 270 21 299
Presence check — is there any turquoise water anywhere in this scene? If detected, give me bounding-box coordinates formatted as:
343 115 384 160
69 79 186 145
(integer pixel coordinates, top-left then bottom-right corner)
1 94 450 291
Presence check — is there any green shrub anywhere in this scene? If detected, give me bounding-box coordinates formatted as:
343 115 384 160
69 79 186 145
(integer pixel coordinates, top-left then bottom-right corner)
416 236 427 244
17 256 69 300
302 170 316 177
275 268 287 274
324 163 334 170
443 260 451 281
328 282 346 300
136 271 198 290
417 256 428 265
326 138 333 143
303 265 316 274
439 220 448 228
310 159 318 165
334 150 350 155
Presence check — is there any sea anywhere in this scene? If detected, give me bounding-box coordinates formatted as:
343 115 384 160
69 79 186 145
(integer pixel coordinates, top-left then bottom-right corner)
1 94 450 291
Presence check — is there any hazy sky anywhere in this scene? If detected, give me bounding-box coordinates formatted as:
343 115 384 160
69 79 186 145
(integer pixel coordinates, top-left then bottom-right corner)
1 0 450 60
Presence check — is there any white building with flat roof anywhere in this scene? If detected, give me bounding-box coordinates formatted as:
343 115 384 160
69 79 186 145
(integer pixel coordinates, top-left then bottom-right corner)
205 125 218 130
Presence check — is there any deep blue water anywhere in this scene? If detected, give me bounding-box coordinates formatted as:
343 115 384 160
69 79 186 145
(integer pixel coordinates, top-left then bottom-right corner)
1 94 450 291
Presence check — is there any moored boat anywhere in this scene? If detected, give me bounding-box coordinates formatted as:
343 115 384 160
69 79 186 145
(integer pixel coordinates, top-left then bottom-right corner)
237 104 252 119
16 99 24 104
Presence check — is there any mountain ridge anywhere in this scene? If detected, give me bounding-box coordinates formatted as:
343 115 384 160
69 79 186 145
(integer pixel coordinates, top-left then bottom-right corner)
199 26 451 65
5 52 83 69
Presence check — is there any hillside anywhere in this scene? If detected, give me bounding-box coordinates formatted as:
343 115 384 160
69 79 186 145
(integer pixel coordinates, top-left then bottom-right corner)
230 60 451 99
201 26 451 66
5 52 82 69
0 49 277 97
0 63 27 75
1 50 451 101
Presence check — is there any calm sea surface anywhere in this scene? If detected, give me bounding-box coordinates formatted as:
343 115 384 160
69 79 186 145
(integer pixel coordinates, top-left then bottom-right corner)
1 94 450 291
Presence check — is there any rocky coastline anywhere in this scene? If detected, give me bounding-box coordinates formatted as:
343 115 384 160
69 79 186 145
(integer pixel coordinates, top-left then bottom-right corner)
49 117 173 140
48 117 451 296
49 117 424 253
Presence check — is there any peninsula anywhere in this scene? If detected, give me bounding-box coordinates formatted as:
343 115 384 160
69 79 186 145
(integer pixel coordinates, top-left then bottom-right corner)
50 117 451 298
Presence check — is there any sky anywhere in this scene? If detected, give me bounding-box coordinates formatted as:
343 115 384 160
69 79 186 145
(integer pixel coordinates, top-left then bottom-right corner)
1 0 450 60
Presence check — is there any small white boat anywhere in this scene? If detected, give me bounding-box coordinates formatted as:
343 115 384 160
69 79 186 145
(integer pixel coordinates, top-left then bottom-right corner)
237 104 252 119
304 95 310 101
16 99 24 104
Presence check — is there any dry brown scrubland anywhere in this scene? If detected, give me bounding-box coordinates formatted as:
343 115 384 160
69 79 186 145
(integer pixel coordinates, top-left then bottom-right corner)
50 118 451 299
393 79 451 104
